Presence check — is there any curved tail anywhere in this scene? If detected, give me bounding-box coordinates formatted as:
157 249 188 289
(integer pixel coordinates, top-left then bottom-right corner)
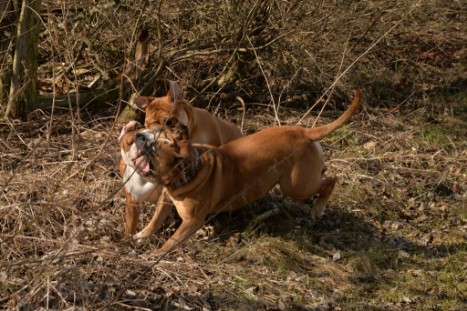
305 90 362 141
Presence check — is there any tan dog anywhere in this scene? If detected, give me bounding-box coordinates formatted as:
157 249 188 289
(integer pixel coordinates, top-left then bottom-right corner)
135 81 241 145
122 91 362 254
120 81 242 234
119 122 162 234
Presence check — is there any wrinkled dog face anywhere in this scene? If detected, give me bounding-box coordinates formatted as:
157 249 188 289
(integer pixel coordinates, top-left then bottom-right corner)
127 129 170 179
135 133 197 187
156 139 198 186
120 120 193 185
120 117 188 165
134 80 186 130
118 120 143 150
119 121 163 178
137 96 177 129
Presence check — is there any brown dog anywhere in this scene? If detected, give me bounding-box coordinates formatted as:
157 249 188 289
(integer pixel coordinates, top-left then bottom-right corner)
123 91 362 254
119 122 162 234
120 81 242 234
135 80 241 145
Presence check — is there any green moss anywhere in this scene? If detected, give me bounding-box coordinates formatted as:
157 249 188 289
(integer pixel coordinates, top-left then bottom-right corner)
420 124 451 148
325 124 359 147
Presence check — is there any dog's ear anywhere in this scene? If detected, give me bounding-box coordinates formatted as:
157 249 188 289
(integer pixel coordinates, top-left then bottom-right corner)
164 135 190 157
135 96 152 110
165 124 189 142
173 123 190 140
118 121 143 142
124 120 143 132
172 101 189 127
167 80 183 103
175 140 192 159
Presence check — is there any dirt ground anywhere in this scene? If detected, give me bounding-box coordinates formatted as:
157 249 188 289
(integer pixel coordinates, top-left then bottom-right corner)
1 88 465 310
1 0 466 309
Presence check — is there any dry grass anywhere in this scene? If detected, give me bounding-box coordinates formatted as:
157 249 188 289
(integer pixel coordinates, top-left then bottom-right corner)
1 0 466 310
1 90 466 309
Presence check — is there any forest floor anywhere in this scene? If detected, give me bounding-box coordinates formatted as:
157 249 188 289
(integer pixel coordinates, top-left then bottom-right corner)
1 87 465 310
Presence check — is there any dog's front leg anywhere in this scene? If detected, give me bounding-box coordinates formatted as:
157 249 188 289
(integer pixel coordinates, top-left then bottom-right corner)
133 191 173 240
154 216 206 255
124 188 141 234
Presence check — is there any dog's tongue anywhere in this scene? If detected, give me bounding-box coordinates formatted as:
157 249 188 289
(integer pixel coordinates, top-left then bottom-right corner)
134 156 150 175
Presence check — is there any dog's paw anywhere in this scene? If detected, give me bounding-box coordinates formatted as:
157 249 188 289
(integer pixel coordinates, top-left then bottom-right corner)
133 231 149 241
310 206 325 220
305 194 320 206
153 248 167 257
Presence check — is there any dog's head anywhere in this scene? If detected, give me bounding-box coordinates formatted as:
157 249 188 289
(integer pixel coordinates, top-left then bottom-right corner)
119 120 144 153
133 126 200 188
119 120 153 176
135 80 193 131
120 120 194 185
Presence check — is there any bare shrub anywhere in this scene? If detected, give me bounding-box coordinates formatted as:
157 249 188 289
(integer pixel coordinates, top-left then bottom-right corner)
1 1 465 309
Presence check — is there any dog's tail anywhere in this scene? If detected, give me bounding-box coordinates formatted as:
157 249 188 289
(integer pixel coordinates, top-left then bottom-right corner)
305 90 362 141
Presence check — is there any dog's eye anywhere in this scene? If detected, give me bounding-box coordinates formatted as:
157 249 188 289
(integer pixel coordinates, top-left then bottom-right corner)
165 118 176 127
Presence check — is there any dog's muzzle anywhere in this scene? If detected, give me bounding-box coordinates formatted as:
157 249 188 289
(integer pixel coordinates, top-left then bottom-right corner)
135 127 166 155
135 132 151 154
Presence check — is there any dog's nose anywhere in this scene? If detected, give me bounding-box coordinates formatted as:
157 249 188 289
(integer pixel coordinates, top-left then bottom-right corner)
135 133 149 153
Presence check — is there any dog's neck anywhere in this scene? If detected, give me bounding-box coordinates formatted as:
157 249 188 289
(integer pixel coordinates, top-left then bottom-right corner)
169 147 201 190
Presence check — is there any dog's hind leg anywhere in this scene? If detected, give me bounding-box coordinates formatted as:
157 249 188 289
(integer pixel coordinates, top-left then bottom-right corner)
309 177 337 219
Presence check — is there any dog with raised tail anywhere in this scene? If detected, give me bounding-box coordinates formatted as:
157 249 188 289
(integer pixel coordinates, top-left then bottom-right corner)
121 91 362 254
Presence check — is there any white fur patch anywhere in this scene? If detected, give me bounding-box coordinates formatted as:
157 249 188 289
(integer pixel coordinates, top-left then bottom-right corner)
122 164 161 202
121 144 161 203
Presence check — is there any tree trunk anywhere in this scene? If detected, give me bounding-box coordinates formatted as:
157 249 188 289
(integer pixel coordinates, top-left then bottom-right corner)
6 0 41 120
116 29 150 124
0 1 17 114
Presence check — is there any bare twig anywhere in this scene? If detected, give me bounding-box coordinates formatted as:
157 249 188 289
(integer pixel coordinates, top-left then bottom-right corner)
297 1 422 125
236 96 247 134
247 36 281 126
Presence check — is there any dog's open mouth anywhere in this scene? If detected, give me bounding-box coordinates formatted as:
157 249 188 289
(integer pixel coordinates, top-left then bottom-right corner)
123 127 169 180
130 142 155 177
133 154 150 175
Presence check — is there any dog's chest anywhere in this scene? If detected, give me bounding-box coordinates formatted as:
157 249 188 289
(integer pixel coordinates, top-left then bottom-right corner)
123 166 159 202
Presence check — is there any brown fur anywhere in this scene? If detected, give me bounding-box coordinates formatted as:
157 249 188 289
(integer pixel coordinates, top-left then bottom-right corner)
125 91 362 254
119 81 242 234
